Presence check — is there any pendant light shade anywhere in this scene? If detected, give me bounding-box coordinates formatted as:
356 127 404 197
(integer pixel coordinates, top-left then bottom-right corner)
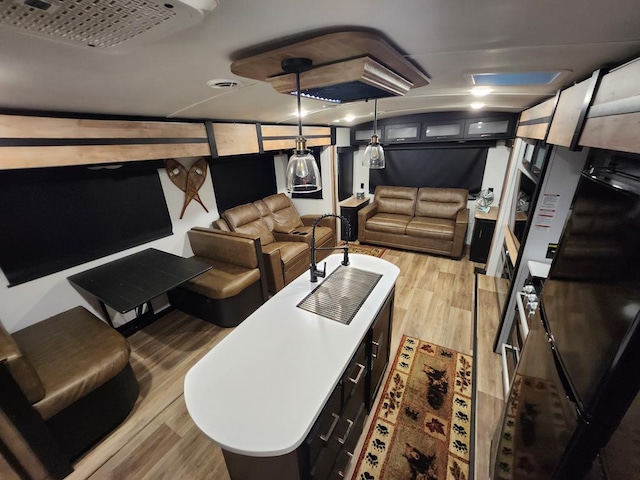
366 99 385 169
283 58 322 193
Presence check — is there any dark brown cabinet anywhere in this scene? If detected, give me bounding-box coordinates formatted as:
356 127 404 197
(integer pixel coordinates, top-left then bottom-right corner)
339 196 370 241
470 209 498 263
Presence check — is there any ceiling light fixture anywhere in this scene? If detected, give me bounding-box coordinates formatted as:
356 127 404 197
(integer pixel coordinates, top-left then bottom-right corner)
282 58 321 194
471 86 492 97
344 114 356 123
470 102 485 110
364 98 385 169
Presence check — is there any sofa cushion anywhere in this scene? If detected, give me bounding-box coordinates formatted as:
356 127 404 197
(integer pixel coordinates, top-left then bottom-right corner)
263 193 304 229
406 217 456 240
223 203 275 247
365 213 412 235
253 199 275 231
0 322 45 404
262 241 308 263
374 186 417 216
415 187 468 220
182 257 260 300
211 218 231 231
12 307 131 420
188 229 259 270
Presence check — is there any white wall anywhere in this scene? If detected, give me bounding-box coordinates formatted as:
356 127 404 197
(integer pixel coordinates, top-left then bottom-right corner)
0 157 220 333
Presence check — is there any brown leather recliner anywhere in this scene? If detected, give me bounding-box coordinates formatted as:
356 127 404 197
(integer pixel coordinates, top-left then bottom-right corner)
168 228 268 327
0 308 139 477
222 203 310 293
359 185 469 258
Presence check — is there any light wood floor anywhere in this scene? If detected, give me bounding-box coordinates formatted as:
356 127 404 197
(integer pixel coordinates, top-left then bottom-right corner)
67 248 505 480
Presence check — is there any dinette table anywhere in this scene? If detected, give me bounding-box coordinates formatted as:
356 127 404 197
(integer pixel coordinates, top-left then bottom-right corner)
67 248 211 334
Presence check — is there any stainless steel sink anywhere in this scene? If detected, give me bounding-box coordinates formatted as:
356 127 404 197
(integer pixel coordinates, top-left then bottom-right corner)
297 266 382 325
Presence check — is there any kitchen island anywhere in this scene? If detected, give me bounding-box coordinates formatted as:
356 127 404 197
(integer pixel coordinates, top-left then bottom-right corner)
184 253 399 480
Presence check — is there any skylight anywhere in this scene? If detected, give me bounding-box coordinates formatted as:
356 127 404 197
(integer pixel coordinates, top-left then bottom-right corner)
469 71 564 86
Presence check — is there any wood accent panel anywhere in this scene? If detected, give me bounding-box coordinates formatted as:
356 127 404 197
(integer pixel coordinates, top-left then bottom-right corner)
504 226 520 266
231 31 429 88
517 97 557 140
474 206 499 221
211 123 260 156
0 143 211 170
0 115 207 139
340 195 370 208
547 79 590 147
580 111 640 154
591 57 640 106
268 57 413 97
260 124 332 151
516 123 549 141
262 137 332 151
518 97 556 124
260 125 331 138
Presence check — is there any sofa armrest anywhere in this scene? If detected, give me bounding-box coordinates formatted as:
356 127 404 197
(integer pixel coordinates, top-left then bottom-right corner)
273 231 311 243
452 208 470 259
358 203 378 242
260 248 284 293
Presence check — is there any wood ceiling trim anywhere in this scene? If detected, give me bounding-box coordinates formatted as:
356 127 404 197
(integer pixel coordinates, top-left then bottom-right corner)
230 31 429 89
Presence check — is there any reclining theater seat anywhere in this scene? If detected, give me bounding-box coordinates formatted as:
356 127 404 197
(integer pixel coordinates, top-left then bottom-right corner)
167 228 267 327
260 193 337 256
0 307 138 475
359 185 469 259
222 203 309 293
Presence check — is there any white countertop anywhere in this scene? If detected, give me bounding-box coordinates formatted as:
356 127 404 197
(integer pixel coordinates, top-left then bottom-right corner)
184 254 400 457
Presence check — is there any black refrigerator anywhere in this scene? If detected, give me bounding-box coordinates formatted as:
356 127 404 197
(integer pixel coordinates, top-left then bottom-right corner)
492 162 640 480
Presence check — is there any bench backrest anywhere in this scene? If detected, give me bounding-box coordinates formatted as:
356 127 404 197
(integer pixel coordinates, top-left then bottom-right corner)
374 186 417 216
415 187 468 220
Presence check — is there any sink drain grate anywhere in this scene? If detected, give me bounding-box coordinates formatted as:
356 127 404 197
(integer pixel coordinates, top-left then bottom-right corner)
297 266 382 325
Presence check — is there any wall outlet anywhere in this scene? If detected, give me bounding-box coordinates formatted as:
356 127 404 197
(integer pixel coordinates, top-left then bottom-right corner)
546 243 558 259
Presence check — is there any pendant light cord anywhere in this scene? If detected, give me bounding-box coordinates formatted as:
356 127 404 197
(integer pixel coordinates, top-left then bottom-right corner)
296 72 302 137
373 98 378 135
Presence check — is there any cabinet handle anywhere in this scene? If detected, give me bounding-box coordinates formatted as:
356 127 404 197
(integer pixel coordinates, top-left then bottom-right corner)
319 413 340 442
338 418 354 445
349 363 365 385
372 341 380 359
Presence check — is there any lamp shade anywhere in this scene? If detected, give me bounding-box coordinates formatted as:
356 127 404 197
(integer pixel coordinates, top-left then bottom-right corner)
364 135 385 169
286 147 321 193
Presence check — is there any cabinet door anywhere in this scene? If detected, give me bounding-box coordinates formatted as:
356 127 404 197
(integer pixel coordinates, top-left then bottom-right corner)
383 123 421 143
464 117 514 139
470 219 496 263
351 128 381 145
368 288 394 409
421 120 463 141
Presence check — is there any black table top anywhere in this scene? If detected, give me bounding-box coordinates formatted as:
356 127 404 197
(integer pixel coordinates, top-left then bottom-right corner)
68 248 211 314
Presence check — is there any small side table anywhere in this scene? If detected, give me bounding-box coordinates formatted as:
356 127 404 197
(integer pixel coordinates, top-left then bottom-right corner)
339 196 370 241
470 207 499 263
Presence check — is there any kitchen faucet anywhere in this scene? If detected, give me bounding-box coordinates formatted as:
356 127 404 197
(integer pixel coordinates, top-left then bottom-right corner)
310 214 350 282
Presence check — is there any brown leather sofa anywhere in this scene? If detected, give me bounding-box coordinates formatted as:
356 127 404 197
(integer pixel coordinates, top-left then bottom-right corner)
0 307 138 478
168 228 268 327
213 193 337 293
358 185 469 259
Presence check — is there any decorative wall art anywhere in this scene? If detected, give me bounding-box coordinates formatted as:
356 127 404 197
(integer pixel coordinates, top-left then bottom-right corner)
165 158 210 219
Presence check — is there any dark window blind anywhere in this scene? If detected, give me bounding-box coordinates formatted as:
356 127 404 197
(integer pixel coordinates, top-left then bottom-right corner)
369 147 488 194
0 163 172 286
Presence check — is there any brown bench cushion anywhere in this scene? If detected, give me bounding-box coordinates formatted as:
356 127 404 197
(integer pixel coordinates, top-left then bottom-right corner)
375 186 417 216
365 213 412 235
406 217 455 240
415 187 468 219
262 241 308 263
182 257 260 299
262 193 304 229
223 203 275 247
12 307 130 420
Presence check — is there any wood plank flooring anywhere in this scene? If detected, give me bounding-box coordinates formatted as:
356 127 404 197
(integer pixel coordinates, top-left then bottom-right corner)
66 248 505 479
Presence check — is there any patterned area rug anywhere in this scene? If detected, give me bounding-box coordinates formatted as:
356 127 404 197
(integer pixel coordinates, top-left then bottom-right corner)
342 243 386 258
352 335 473 480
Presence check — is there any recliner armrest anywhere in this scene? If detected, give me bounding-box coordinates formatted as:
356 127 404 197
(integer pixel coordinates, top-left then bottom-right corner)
456 208 469 225
300 215 334 229
260 248 284 293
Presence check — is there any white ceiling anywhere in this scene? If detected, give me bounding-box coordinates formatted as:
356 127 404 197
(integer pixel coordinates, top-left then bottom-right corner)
1 0 639 127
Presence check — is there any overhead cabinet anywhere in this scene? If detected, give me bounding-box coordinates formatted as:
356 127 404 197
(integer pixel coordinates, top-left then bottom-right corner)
352 113 518 145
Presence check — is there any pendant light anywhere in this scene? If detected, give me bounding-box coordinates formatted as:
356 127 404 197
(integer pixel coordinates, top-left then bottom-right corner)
364 98 385 169
283 58 322 193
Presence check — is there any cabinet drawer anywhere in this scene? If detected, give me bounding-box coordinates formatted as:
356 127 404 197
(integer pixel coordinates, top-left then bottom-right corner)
329 402 366 480
306 384 342 470
342 341 367 404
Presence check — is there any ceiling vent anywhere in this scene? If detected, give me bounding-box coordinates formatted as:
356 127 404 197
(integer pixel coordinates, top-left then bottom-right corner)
1 0 217 52
231 31 429 103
